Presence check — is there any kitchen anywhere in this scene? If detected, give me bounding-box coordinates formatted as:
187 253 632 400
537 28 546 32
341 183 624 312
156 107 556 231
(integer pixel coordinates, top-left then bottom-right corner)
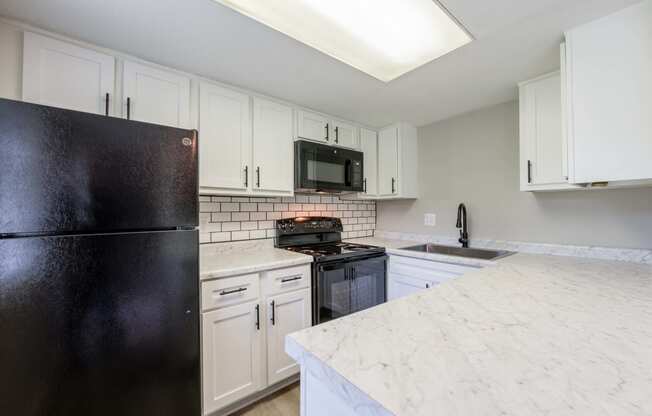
0 0 650 415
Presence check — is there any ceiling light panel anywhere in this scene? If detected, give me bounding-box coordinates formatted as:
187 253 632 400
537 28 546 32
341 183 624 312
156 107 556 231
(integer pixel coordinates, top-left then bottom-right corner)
214 0 472 82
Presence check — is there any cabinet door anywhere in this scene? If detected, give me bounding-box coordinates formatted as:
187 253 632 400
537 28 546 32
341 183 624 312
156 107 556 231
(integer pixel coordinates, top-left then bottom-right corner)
331 119 359 149
378 126 399 196
297 110 329 143
202 301 263 414
359 128 378 196
199 82 251 193
565 1 652 183
252 97 294 194
519 73 567 188
122 60 191 128
266 288 311 385
387 273 431 301
22 32 115 116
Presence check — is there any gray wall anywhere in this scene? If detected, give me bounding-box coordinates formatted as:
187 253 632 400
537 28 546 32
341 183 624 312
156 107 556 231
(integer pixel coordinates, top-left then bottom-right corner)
377 101 652 249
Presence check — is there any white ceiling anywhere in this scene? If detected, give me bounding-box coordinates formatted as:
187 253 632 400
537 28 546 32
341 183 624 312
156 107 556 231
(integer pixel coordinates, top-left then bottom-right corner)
0 0 641 128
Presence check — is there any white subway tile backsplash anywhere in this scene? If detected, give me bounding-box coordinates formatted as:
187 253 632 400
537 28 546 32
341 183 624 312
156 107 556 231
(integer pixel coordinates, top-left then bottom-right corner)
211 232 231 242
266 211 282 220
199 202 220 212
211 212 231 222
231 212 250 221
250 229 267 239
199 193 375 244
250 212 266 220
222 222 241 232
241 221 258 230
240 203 258 212
220 202 240 212
231 231 250 241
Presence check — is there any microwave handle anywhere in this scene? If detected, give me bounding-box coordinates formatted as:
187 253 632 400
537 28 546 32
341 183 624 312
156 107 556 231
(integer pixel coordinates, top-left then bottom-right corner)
345 160 352 186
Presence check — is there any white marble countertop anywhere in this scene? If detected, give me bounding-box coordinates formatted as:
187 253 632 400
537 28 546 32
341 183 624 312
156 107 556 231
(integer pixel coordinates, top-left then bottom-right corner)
287 252 652 415
200 240 312 280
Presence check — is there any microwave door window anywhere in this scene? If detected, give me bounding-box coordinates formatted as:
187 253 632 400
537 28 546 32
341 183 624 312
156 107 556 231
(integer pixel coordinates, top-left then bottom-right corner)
307 160 346 185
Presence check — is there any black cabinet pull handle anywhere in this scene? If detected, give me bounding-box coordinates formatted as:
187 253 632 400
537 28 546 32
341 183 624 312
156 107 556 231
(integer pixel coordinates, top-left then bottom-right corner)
270 300 276 325
105 93 109 116
244 166 249 187
391 177 396 194
219 287 247 296
126 97 131 120
255 304 260 330
325 123 329 141
363 178 367 193
527 160 532 184
334 126 339 143
256 167 260 188
426 283 430 289
281 275 302 283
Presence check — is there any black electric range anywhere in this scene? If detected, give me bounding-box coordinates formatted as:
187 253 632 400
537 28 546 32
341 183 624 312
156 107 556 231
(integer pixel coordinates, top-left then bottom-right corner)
275 217 387 325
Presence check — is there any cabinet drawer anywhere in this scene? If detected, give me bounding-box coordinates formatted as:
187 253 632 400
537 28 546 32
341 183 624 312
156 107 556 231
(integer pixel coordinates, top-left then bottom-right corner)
264 265 311 296
202 273 260 312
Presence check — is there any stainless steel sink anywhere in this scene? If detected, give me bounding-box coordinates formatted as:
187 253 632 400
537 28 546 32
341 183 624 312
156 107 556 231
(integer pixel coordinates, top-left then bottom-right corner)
400 244 514 260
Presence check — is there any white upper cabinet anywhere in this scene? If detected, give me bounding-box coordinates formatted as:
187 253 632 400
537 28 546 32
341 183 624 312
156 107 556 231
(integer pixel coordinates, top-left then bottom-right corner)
22 32 115 115
297 110 360 149
252 97 294 195
564 0 652 184
377 123 418 199
378 127 399 197
518 70 579 191
359 128 378 197
330 119 359 149
122 60 191 128
199 82 252 194
297 109 329 143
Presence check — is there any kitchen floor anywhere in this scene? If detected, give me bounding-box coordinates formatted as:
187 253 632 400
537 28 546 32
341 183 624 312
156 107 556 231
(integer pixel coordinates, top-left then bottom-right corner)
232 383 300 416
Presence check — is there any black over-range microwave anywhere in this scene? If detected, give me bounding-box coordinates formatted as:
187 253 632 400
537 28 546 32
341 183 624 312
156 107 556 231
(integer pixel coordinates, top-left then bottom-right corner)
295 140 364 193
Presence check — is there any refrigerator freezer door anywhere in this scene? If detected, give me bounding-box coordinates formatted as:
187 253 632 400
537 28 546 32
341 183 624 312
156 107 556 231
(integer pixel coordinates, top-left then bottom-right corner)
0 230 200 416
0 98 198 235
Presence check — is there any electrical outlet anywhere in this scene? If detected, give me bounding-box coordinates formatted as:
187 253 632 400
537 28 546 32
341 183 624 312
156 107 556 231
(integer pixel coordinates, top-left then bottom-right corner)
424 213 436 227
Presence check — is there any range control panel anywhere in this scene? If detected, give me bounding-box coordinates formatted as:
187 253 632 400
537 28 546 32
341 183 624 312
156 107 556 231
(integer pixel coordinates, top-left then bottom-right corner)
276 217 343 235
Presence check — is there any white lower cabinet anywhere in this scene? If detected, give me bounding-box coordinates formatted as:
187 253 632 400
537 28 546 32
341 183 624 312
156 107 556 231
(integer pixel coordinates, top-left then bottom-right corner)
387 255 479 301
266 288 311 385
201 264 311 415
202 301 262 415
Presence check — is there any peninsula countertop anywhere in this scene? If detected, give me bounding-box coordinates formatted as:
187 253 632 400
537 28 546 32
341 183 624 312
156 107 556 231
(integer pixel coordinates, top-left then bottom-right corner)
286 252 652 415
200 240 312 280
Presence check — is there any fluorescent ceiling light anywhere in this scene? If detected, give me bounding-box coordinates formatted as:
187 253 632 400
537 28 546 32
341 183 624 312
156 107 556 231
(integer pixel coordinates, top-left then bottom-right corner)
214 0 472 82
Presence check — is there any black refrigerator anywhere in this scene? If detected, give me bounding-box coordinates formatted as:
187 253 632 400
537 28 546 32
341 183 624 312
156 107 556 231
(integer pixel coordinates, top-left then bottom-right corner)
0 98 200 415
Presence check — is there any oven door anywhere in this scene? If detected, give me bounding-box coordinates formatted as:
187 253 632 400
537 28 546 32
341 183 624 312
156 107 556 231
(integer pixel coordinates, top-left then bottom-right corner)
315 261 351 324
295 140 363 192
348 255 387 315
314 254 387 325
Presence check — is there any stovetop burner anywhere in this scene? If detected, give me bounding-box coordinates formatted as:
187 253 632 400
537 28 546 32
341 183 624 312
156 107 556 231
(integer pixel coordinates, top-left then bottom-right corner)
285 242 383 259
274 217 385 262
